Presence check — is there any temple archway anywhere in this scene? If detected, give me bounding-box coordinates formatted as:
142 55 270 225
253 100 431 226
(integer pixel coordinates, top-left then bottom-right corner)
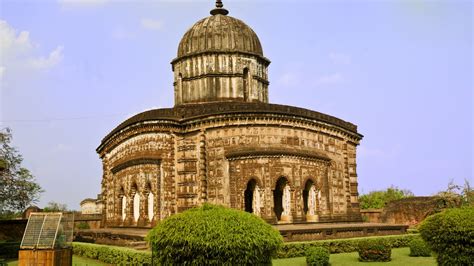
273 177 290 221
303 179 314 215
119 187 126 221
244 179 257 213
303 179 319 222
131 183 139 222
146 183 154 222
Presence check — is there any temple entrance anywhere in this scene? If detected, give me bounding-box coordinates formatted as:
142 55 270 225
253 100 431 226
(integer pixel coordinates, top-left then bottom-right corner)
273 177 290 221
303 180 313 215
244 179 257 213
303 179 319 222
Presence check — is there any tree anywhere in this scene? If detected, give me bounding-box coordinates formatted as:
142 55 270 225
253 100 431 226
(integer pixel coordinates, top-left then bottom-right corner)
43 201 68 212
435 179 473 208
359 186 414 209
0 128 43 216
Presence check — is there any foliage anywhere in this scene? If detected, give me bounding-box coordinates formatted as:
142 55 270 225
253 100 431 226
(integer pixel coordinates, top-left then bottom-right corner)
0 241 20 259
359 186 414 209
409 237 431 257
72 242 151 265
434 179 473 208
357 238 391 262
419 207 474 265
43 201 68 212
273 247 437 266
305 246 330 266
0 211 21 220
146 203 283 265
0 128 43 214
276 234 418 258
77 222 90 230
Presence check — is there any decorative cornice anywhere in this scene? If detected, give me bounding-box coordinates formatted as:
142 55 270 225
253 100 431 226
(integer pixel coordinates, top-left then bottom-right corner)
98 102 363 154
225 147 331 162
171 50 271 66
111 158 161 174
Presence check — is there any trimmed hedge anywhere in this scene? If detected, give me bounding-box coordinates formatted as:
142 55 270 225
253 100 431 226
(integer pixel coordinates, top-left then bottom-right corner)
276 233 418 258
419 207 474 265
72 242 151 265
306 246 330 266
357 238 391 262
146 203 283 265
0 241 20 259
409 237 431 257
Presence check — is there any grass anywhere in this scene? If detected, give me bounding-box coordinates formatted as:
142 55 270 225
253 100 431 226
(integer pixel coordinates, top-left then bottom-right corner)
6 255 108 266
272 247 436 266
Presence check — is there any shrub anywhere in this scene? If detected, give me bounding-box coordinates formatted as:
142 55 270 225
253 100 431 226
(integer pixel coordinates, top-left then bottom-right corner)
419 207 474 265
306 246 330 266
72 242 151 265
0 241 20 259
276 234 417 258
357 238 391 262
76 222 90 230
146 203 283 265
409 237 431 257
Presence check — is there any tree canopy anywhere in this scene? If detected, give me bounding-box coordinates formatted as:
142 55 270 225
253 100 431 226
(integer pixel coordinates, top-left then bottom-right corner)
359 186 414 209
43 201 68 212
0 128 43 216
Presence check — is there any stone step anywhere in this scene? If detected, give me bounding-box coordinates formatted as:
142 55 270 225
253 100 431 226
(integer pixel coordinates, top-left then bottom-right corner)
127 241 150 250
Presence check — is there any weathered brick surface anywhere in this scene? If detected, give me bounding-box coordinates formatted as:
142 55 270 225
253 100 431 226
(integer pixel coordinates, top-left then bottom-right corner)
98 109 362 227
97 5 363 227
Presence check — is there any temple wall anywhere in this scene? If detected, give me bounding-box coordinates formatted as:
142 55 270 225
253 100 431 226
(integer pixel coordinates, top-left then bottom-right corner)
99 114 361 227
173 54 269 104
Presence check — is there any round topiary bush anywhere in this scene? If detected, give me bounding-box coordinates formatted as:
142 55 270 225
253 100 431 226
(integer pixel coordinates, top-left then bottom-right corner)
306 246 330 266
409 237 431 257
357 238 391 262
146 203 283 265
418 207 474 265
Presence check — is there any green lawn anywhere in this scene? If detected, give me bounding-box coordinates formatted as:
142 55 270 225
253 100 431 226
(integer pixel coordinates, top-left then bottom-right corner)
6 255 108 266
5 247 435 266
272 247 436 266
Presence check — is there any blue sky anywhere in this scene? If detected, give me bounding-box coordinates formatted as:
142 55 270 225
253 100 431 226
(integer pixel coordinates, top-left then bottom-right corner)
1 0 472 210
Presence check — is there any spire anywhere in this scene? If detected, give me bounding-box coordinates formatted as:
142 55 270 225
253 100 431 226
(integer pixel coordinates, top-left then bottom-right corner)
210 0 229 16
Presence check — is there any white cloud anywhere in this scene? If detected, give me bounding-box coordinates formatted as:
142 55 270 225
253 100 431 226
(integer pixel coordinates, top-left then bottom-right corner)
315 73 344 85
329 52 351 65
28 46 64 69
0 20 63 80
58 0 109 8
140 18 163 31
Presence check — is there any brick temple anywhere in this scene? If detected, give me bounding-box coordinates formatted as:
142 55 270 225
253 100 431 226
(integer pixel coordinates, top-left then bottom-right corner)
97 1 363 228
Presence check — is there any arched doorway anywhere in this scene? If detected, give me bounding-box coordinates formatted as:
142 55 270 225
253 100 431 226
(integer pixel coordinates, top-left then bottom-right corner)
303 179 318 222
243 67 249 102
273 177 290 221
303 180 314 215
119 187 126 221
244 179 257 213
131 183 139 222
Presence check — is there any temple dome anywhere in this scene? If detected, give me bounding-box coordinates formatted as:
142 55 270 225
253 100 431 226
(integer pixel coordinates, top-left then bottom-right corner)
176 14 264 59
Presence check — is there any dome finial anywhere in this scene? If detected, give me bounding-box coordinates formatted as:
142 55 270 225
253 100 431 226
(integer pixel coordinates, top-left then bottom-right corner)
210 0 229 16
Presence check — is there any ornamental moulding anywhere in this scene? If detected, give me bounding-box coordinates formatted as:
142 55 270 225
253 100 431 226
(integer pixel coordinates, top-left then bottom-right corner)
225 147 331 162
111 158 161 174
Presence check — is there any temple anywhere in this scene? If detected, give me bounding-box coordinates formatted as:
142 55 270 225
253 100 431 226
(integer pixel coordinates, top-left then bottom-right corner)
97 1 363 227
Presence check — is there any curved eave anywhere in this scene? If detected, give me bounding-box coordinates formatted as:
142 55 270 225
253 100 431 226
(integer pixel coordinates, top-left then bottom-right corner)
97 102 363 154
171 50 271 66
